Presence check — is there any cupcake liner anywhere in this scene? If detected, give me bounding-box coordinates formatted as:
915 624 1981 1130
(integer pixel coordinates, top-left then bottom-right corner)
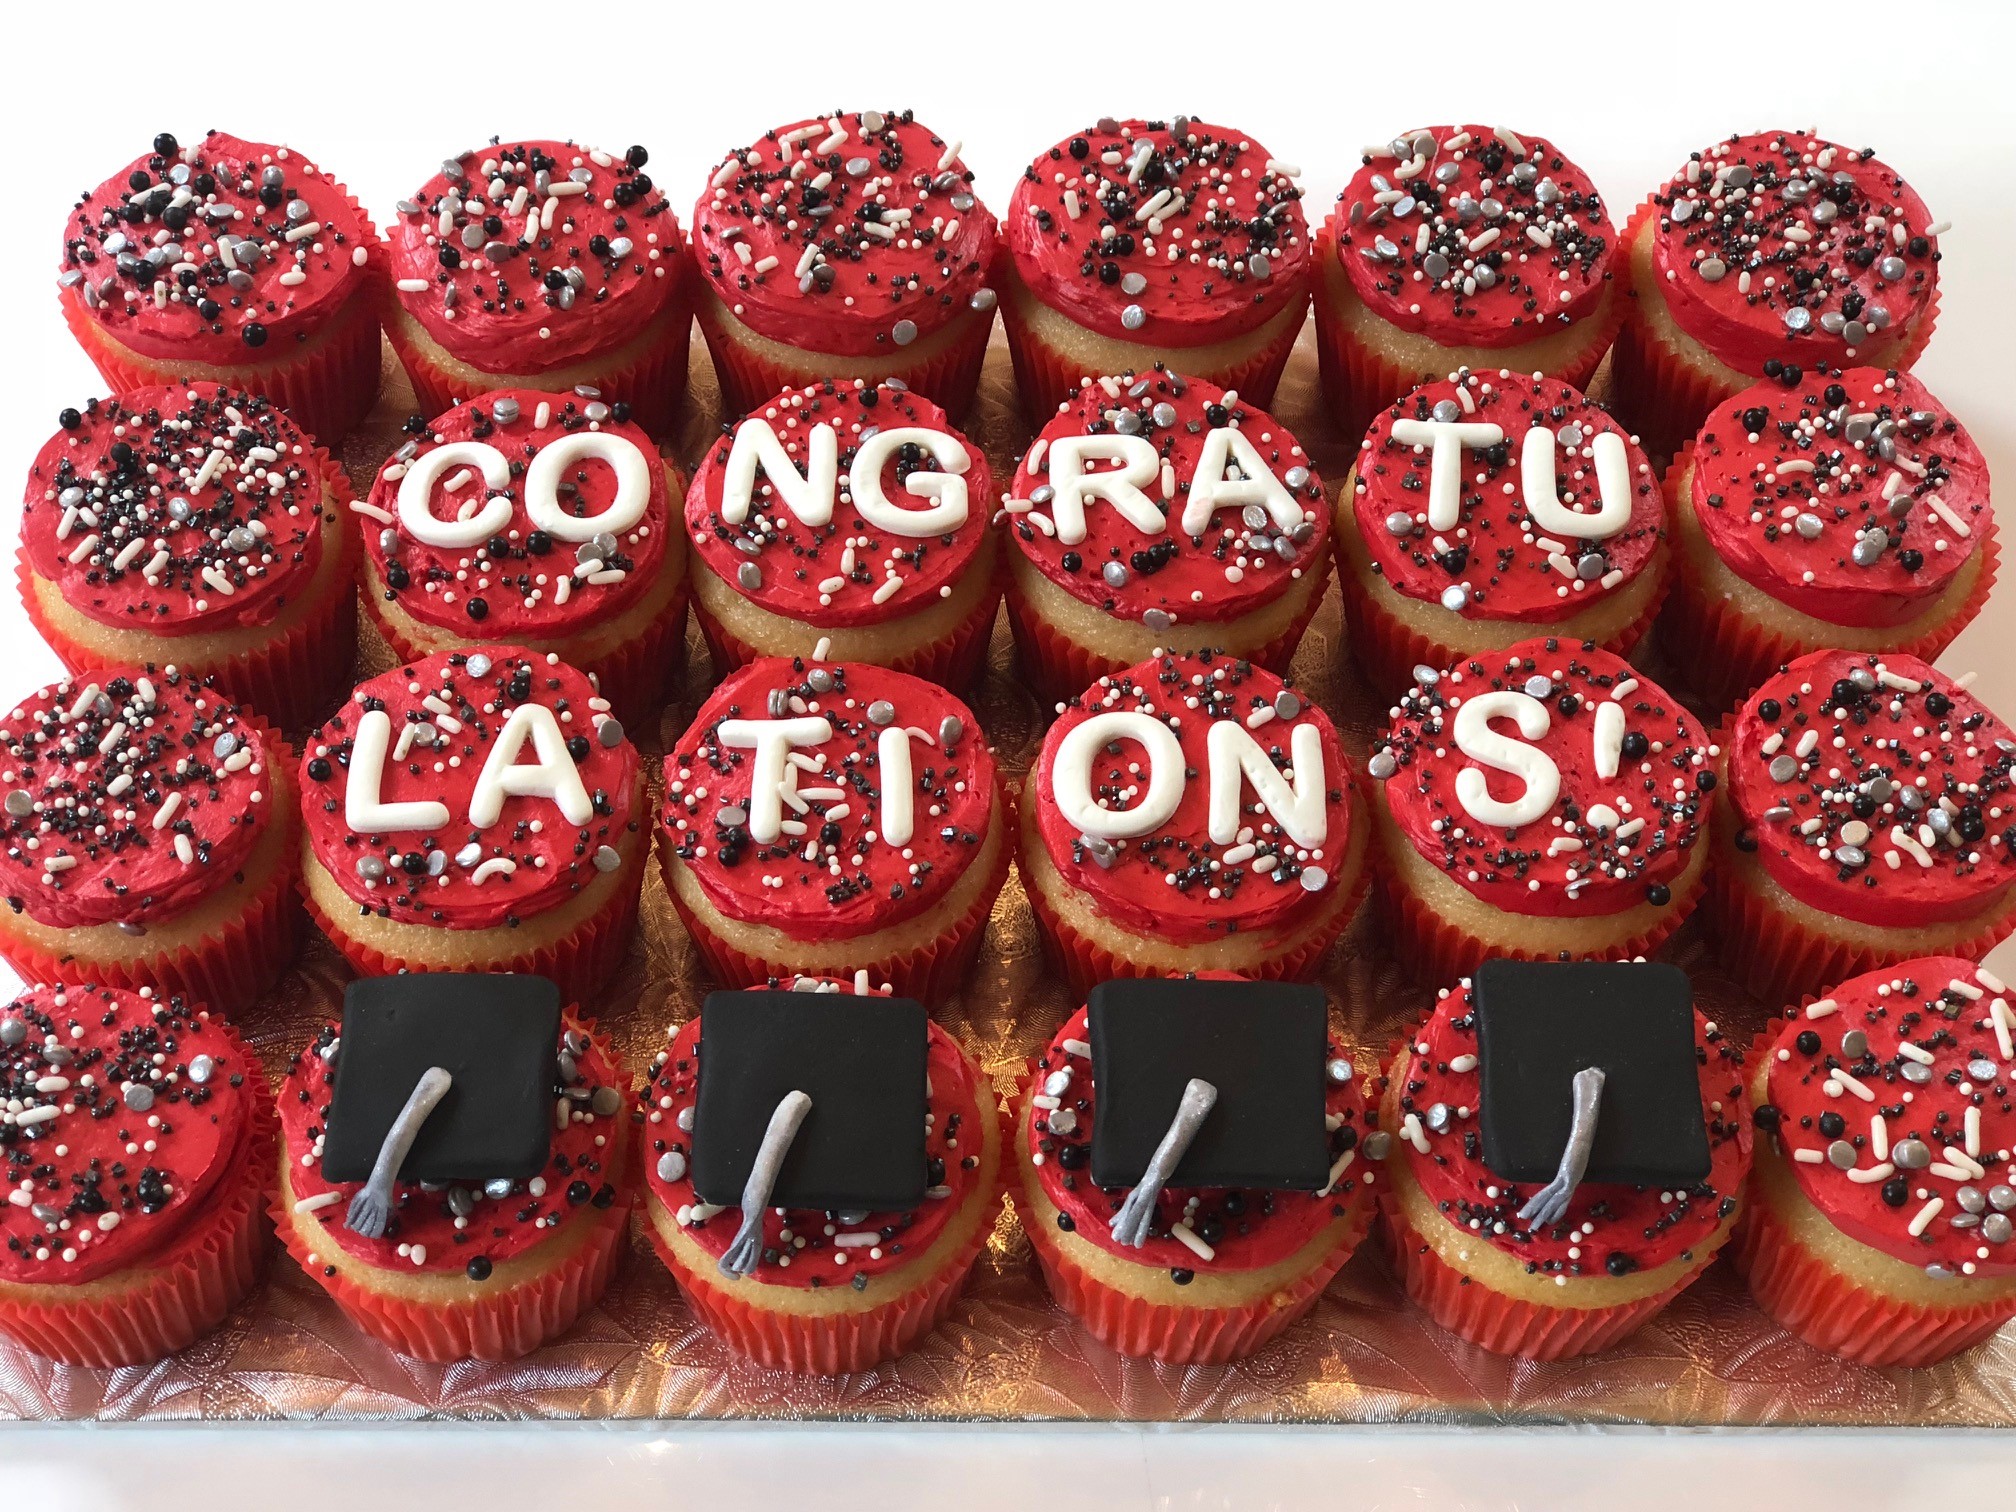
695 297 993 426
1731 1178 2016 1368
691 571 1002 692
0 717 301 1017
301 838 644 1008
657 788 1011 1006
1610 195 1946 462
0 1077 275 1368
384 282 694 441
1659 449 2000 715
1003 560 1330 713
1310 214 1629 452
18 455 362 737
1378 1187 1705 1360
1334 538 1666 704
1371 843 1702 988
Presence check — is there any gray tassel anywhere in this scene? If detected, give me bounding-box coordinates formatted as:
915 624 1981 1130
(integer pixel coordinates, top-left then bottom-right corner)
718 1090 813 1278
1110 1078 1217 1248
344 1066 453 1239
1517 1066 1606 1229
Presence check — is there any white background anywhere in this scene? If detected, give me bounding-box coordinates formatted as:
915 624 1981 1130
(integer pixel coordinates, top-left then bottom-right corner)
3 0 2015 1504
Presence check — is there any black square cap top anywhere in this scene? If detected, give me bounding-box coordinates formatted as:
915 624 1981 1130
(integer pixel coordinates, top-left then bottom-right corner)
689 990 930 1212
1473 959 1710 1187
322 973 562 1185
1088 978 1330 1191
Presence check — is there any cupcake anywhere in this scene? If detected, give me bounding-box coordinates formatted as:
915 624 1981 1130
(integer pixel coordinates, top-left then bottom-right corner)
685 381 999 688
658 657 1007 1002
640 982 1002 1373
1000 370 1330 704
1021 652 1366 996
1738 957 2016 1367
1663 369 1995 711
1367 639 1714 986
19 384 358 733
1380 959 1751 1359
1001 118 1309 417
1017 977 1379 1364
0 983 275 1368
274 973 631 1362
1338 370 1668 698
1706 650 2016 1010
296 648 644 1005
58 131 383 441
0 669 298 1016
382 140 692 438
1613 130 1945 460
1313 125 1624 446
356 388 688 726
691 111 999 421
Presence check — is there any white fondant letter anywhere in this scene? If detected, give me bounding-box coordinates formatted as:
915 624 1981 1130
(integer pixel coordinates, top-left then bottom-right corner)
1388 418 1503 532
1205 720 1329 849
345 709 451 833
1452 691 1561 829
718 717 833 844
1052 711 1184 840
849 427 971 537
1047 434 1162 545
469 704 594 828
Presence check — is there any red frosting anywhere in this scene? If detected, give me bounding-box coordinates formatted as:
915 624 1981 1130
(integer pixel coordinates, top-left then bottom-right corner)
1350 372 1663 622
1004 371 1327 625
1331 125 1614 347
0 984 259 1286
692 111 997 357
1687 369 1990 627
1646 131 1941 376
58 131 377 364
0 669 275 931
686 382 991 628
1006 117 1308 346
298 648 640 930
1761 957 2016 1277
643 980 987 1288
386 140 682 372
1395 980 1749 1277
1030 653 1353 948
280 1013 623 1276
661 659 996 939
22 384 335 637
1027 998 1377 1275
1725 651 2016 929
361 389 668 640
1372 640 1712 917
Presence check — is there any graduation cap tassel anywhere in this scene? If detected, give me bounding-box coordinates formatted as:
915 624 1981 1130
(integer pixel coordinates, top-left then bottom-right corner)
344 1066 454 1239
1110 1078 1217 1248
718 1090 813 1278
1516 1066 1605 1230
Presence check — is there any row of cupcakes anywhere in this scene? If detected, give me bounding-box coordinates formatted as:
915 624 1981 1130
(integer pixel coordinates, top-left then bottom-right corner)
6 955 2010 1376
58 123 1945 455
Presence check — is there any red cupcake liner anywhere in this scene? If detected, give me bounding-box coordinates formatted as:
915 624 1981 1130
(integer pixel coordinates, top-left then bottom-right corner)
18 455 361 737
1659 448 2000 715
1334 535 1666 705
1310 215 1629 453
692 571 1002 692
384 282 694 442
695 295 993 427
1371 840 1703 988
1731 1174 2016 1368
657 791 1011 1006
0 1067 275 1368
1004 560 1330 713
999 285 1302 423
1379 1186 1708 1360
1610 196 1945 463
300 837 644 1008
0 720 301 1017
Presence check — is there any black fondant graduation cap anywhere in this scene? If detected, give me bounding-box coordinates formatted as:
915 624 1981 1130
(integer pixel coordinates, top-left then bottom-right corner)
1474 959 1709 1187
689 990 930 1212
322 974 562 1184
1088 978 1330 1191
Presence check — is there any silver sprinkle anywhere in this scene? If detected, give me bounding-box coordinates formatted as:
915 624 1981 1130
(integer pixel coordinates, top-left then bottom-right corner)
1299 866 1329 892
1431 399 1463 424
1326 1058 1354 1085
1440 584 1471 612
1142 608 1176 631
597 718 626 749
123 1082 154 1112
737 562 763 591
1103 560 1130 588
1120 304 1146 331
1425 1102 1452 1133
1841 1029 1870 1060
485 1178 515 1200
1959 1186 1989 1214
188 1055 215 1085
5 791 33 818
491 398 520 425
1121 272 1148 296
1827 1140 1858 1169
1524 675 1553 699
1987 1214 2015 1245
1362 1132 1393 1161
657 1150 688 1183
807 669 835 693
1902 1060 1934 1085
1893 1139 1933 1170
1273 691 1301 721
1698 257 1728 282
891 319 919 347
1384 511 1415 537
447 1187 476 1218
466 653 493 678
1769 754 1800 783
593 845 622 874
357 856 387 881
591 1085 622 1117
455 842 484 868
938 716 964 747
867 701 897 726
1795 513 1825 541
1367 750 1398 781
